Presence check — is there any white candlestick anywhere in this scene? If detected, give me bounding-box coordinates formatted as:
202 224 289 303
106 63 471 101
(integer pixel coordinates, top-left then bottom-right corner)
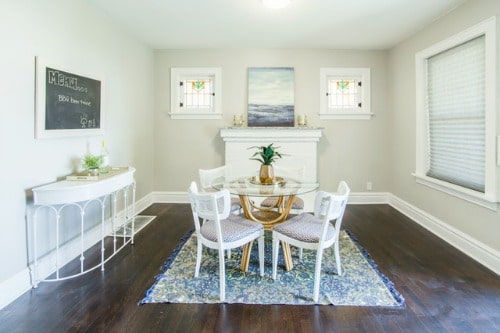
297 115 307 126
233 114 244 127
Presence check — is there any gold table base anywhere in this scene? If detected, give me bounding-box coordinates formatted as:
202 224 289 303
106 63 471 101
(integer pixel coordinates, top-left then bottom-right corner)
239 194 296 272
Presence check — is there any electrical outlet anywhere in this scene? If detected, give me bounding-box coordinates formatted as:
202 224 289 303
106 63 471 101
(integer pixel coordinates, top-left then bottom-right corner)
366 182 372 191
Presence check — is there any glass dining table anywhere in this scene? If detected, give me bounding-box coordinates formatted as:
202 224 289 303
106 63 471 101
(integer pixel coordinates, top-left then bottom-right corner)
214 176 319 272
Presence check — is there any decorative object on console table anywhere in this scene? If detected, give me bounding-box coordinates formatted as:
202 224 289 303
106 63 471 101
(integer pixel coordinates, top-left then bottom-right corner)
82 153 103 176
66 166 126 181
248 143 284 184
66 171 99 181
100 140 109 173
247 67 294 127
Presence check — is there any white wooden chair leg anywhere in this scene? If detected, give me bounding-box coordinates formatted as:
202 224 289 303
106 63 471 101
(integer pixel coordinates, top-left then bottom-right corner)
334 242 342 276
195 239 202 277
298 247 303 260
313 250 324 303
227 249 231 259
219 249 226 302
272 236 279 280
258 232 265 276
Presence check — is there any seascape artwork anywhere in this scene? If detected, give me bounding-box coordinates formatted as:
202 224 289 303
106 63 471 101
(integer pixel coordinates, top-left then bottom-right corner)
248 67 294 127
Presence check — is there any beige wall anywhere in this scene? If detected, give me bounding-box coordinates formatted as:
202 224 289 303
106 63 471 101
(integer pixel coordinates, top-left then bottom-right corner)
0 0 154 299
388 0 500 252
154 49 391 194
3 0 498 310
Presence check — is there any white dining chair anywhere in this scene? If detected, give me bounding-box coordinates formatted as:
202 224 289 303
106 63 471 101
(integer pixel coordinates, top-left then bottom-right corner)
188 181 265 302
271 181 350 303
259 165 306 214
199 165 243 215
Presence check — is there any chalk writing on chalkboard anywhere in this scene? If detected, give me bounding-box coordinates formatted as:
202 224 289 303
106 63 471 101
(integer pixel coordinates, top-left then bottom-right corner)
35 58 103 139
45 67 101 130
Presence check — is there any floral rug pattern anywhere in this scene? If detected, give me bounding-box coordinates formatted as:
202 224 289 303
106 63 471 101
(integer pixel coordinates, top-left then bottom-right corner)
141 230 405 306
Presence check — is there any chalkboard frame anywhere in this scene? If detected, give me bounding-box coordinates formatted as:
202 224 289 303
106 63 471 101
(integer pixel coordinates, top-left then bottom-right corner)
35 57 104 139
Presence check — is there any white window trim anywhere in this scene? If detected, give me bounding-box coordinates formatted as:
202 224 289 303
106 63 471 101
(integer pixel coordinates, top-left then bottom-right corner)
319 67 372 120
414 17 498 210
170 67 222 120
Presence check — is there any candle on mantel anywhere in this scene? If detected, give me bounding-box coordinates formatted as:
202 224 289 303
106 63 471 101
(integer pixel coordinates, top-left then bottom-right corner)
297 114 307 127
233 114 244 127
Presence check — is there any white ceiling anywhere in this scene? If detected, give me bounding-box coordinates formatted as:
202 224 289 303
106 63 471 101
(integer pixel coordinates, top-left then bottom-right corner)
88 0 466 50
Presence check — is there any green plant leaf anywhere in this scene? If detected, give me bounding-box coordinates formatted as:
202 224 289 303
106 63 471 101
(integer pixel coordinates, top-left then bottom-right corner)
247 143 284 165
83 154 103 169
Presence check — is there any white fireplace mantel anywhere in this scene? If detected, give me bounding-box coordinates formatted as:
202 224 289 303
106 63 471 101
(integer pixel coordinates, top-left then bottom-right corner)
220 127 322 143
220 127 322 182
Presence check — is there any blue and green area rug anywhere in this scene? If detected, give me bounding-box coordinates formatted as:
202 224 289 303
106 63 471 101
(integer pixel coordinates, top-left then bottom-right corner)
141 230 405 306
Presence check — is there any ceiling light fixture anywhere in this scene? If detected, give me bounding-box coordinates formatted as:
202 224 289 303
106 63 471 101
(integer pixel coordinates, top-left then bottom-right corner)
262 0 292 10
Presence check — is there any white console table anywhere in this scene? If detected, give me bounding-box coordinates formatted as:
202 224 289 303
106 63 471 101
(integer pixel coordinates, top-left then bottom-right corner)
30 167 136 287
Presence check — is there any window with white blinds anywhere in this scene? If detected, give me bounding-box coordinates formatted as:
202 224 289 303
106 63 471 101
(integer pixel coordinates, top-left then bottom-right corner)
415 17 497 209
426 36 485 192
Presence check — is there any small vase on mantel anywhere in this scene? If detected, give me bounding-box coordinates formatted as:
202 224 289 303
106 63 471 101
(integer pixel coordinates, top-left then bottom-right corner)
259 165 274 184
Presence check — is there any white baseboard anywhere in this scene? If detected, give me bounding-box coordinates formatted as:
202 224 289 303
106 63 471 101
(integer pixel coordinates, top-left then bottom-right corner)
348 192 499 275
2 190 498 310
0 268 32 311
136 192 155 213
348 191 390 204
153 191 189 203
388 194 500 275
0 193 156 310
151 191 391 206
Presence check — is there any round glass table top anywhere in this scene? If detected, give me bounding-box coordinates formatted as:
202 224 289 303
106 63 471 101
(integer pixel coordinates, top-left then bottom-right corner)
213 176 319 197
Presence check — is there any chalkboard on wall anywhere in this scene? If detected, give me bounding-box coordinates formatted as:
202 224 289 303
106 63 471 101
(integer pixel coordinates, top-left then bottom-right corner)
35 58 104 138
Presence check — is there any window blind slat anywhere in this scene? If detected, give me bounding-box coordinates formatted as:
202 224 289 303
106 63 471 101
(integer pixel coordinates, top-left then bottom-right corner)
426 35 485 192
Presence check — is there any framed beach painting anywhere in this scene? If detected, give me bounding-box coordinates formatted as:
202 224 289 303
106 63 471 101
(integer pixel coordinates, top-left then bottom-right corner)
247 67 294 127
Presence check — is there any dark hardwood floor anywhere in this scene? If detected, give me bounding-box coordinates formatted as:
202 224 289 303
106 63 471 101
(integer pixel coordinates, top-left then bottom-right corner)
1 203 499 333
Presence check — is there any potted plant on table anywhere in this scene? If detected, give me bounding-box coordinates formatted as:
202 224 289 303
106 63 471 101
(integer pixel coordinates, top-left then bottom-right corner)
83 154 103 176
248 143 284 184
